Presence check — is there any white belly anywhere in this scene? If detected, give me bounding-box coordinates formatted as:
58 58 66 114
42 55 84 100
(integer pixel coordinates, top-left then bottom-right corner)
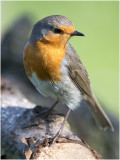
29 72 82 110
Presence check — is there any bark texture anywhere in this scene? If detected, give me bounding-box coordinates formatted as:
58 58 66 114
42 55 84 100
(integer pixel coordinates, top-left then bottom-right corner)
1 77 102 159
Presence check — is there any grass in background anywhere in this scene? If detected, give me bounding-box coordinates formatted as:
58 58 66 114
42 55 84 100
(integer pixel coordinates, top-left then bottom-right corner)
1 1 119 117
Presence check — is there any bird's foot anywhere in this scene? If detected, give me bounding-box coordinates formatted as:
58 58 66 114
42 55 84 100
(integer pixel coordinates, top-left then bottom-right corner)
49 130 61 147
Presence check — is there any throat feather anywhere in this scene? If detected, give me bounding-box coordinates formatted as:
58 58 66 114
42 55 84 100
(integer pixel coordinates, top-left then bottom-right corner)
23 42 66 81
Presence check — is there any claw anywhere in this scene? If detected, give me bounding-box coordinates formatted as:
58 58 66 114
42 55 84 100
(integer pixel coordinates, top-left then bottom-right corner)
49 108 71 147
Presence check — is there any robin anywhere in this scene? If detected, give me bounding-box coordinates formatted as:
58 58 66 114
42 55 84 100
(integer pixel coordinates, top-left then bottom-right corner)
23 15 114 144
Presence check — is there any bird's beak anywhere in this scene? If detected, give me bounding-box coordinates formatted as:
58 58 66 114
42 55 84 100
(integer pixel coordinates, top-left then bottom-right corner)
70 30 85 37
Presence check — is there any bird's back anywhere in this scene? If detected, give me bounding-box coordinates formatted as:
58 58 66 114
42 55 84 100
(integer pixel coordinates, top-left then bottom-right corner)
65 42 114 131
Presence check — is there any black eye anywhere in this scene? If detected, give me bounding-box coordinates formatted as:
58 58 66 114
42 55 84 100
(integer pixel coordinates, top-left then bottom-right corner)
53 28 62 34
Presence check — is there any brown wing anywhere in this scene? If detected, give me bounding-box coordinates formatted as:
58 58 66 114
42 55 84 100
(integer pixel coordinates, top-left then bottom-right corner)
65 43 114 131
65 43 93 99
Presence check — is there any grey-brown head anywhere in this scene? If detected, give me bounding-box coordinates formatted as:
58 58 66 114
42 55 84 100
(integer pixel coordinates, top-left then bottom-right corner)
30 15 84 45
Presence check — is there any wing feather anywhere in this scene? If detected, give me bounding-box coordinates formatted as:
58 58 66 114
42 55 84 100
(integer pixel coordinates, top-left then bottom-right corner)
65 42 93 98
64 42 114 131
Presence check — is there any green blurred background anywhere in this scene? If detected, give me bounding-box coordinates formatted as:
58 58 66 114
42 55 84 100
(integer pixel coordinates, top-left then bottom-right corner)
1 1 119 117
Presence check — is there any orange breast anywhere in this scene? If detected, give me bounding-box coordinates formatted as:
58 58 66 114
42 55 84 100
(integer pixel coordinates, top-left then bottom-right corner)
23 41 66 81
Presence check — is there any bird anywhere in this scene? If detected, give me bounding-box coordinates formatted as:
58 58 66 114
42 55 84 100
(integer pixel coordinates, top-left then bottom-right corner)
23 15 114 144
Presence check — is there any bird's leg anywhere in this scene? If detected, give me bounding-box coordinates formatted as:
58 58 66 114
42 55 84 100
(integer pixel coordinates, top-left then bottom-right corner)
45 100 59 118
49 108 71 147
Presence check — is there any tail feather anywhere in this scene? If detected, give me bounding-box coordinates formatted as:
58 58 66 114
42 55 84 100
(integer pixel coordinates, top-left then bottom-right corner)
85 94 114 131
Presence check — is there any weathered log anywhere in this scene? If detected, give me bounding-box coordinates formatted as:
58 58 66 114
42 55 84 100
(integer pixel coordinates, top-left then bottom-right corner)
1 78 102 159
